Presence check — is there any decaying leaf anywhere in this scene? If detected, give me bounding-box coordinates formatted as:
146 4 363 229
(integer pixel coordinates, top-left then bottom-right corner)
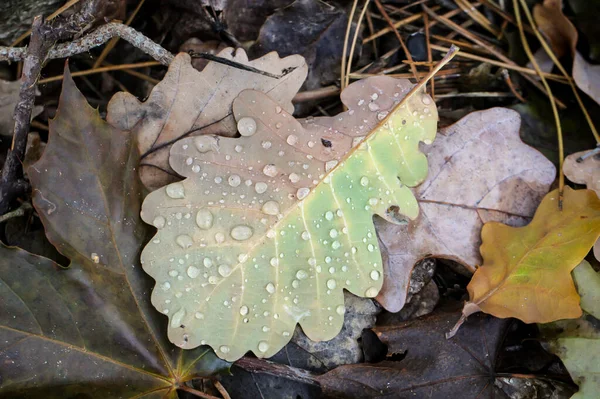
540 261 600 399
106 50 308 190
0 79 42 136
376 107 556 312
462 187 600 326
534 0 600 106
317 302 573 399
250 0 352 91
564 149 600 260
140 75 438 361
1 68 227 398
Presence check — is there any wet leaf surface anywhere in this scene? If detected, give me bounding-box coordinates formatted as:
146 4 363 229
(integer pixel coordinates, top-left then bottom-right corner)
139 75 437 361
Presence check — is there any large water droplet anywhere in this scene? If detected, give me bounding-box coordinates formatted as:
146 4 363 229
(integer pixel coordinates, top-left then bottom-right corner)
218 264 232 277
231 225 253 241
254 182 268 194
329 229 338 238
215 232 225 243
296 187 310 200
289 173 300 183
220 345 230 354
237 117 257 136
195 312 204 319
258 341 269 353
301 231 310 240
262 200 280 216
265 282 276 294
360 176 369 187
196 209 213 229
166 183 185 199
194 136 218 153
365 287 378 297
153 216 166 229
287 134 298 145
296 269 308 280
203 257 213 268
368 102 380 111
327 279 337 289
161 282 171 291
370 270 380 281
187 266 200 278
228 174 241 187
336 305 345 315
176 234 193 249
170 308 186 328
263 164 278 177
324 211 334 221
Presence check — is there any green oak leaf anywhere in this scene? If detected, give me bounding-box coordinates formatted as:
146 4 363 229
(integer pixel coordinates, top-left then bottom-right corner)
140 75 438 361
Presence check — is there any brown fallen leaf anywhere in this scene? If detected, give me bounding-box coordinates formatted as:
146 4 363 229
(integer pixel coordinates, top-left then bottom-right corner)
455 187 600 334
5 67 227 397
317 302 573 399
564 149 600 260
376 107 556 312
106 50 307 190
534 0 600 105
0 79 43 136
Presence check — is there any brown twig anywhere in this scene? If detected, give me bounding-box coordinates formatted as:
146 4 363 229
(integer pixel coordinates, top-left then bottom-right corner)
235 357 320 387
0 17 53 216
177 385 221 399
374 0 419 82
1 23 174 65
213 380 231 399
38 61 161 83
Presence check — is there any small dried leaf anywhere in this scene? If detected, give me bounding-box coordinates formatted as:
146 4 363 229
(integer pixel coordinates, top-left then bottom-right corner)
107 50 308 190
564 149 600 261
140 76 437 361
376 108 556 312
466 187 600 323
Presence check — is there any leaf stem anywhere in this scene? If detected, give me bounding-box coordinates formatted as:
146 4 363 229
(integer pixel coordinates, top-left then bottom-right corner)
178 385 221 399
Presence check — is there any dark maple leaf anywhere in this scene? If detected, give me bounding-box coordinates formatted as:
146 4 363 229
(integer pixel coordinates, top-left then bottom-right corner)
0 67 228 398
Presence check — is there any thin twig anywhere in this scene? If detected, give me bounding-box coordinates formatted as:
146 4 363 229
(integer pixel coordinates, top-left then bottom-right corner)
10 0 82 46
1 23 174 65
93 0 147 68
423 5 567 108
0 202 32 224
0 16 52 216
501 69 526 102
39 61 161 83
374 0 419 82
516 0 600 144
177 385 221 399
513 0 564 208
341 0 359 90
293 86 341 103
235 357 321 387
424 13 434 99
213 381 231 399
346 0 372 89
188 52 293 79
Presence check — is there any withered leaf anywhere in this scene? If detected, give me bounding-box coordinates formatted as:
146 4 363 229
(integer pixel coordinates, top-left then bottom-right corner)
564 149 600 261
140 75 438 361
317 303 571 399
0 68 227 398
376 108 556 312
106 50 307 190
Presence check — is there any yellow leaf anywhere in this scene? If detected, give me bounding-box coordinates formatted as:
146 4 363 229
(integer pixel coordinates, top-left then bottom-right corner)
465 187 600 324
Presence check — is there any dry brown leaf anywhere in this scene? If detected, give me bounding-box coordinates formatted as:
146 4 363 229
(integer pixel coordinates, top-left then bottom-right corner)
375 108 556 312
106 50 308 190
534 0 600 105
564 149 600 260
0 79 42 136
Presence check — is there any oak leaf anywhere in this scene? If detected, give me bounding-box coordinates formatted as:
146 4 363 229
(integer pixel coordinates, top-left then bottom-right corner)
463 187 600 325
376 108 556 312
106 50 308 190
564 149 600 260
0 68 227 398
140 76 438 361
317 302 572 398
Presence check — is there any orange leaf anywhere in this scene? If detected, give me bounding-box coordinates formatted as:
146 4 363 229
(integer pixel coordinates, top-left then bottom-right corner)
464 187 600 325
